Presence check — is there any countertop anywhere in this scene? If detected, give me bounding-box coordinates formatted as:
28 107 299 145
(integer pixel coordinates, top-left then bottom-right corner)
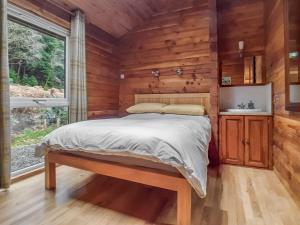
219 111 273 116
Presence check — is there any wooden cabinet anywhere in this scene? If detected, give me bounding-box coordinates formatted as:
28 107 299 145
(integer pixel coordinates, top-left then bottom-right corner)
244 116 270 168
220 116 244 165
220 115 272 169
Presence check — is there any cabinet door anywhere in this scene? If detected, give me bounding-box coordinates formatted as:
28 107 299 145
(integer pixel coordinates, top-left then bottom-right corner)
244 116 270 168
220 116 244 165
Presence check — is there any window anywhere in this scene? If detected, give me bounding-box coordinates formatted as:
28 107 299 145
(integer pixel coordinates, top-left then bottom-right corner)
11 107 68 174
8 4 70 176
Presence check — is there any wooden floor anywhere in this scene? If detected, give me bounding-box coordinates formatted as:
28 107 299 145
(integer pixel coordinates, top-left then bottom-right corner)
0 165 299 225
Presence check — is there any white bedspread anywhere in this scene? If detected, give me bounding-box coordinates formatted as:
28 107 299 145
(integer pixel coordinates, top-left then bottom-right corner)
36 113 211 197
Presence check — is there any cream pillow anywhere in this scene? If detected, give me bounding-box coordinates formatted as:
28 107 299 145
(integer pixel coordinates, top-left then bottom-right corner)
126 103 167 114
161 104 205 116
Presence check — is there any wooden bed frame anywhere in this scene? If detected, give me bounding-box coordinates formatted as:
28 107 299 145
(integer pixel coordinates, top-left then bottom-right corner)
45 93 211 225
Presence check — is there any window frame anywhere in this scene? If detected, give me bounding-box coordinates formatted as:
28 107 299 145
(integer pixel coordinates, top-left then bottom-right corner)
8 4 70 177
8 3 70 109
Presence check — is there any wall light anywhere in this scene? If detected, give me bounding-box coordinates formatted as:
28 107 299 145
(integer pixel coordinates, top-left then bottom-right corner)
175 67 184 76
238 41 244 58
152 69 160 78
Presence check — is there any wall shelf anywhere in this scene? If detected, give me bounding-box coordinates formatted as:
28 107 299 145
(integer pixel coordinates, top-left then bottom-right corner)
220 83 267 88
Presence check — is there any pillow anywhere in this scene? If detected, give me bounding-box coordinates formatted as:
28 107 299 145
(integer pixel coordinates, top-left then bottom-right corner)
161 104 205 116
126 103 167 114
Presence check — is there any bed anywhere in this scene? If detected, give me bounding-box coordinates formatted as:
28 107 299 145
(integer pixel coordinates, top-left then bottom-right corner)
39 93 211 225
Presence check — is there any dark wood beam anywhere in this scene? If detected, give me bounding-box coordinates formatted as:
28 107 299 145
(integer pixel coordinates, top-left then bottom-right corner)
86 23 117 45
28 0 71 21
26 0 117 44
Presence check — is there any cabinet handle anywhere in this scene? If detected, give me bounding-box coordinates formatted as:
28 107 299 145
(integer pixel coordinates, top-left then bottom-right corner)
242 139 245 145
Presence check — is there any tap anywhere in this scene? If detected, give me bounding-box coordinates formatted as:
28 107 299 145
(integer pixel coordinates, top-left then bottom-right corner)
237 103 246 109
247 100 255 109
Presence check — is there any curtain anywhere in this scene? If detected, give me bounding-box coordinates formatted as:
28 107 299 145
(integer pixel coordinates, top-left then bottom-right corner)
0 0 10 189
69 10 87 123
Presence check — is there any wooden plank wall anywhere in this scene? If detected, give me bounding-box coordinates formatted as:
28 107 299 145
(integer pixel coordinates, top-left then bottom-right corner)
265 0 300 202
86 36 119 118
9 0 120 119
118 0 220 163
218 0 265 85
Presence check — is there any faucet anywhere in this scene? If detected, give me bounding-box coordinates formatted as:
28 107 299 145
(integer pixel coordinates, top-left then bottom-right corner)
237 101 255 109
247 100 255 109
237 103 246 109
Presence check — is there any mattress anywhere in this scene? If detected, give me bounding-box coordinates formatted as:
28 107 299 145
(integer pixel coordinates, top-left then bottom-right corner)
36 113 211 197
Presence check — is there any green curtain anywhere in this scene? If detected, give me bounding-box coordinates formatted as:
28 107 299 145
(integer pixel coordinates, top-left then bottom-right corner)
69 10 87 123
0 0 11 189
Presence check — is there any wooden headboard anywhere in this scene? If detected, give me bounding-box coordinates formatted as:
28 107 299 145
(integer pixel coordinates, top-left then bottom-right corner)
135 93 211 115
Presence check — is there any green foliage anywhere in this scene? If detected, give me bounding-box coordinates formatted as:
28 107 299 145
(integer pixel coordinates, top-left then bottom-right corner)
8 20 65 89
12 127 56 148
9 69 39 87
41 107 68 125
8 20 42 66
11 106 69 149
9 69 21 84
21 75 39 87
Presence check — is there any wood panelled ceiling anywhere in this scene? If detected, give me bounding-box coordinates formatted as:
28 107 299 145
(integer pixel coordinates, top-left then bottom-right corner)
50 0 199 38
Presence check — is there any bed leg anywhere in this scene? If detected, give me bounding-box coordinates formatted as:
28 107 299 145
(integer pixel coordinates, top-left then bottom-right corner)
177 181 192 225
45 153 56 190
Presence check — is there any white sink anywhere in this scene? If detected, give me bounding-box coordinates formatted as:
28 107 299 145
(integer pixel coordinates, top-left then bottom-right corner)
226 109 262 113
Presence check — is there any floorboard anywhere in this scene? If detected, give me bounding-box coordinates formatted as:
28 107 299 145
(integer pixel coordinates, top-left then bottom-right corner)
0 165 299 225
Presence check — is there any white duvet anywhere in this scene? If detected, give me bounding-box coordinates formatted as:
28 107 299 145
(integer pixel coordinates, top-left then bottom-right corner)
36 113 211 197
